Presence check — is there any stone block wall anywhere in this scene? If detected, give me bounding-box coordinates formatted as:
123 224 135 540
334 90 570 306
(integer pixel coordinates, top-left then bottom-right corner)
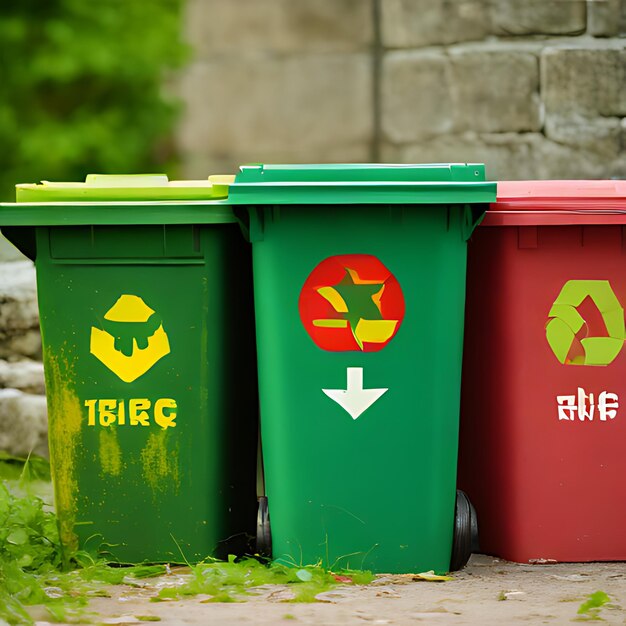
178 0 375 175
179 0 626 180
0 240 48 457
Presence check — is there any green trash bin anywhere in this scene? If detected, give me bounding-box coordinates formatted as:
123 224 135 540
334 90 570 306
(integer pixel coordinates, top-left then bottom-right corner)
230 164 495 573
0 175 258 564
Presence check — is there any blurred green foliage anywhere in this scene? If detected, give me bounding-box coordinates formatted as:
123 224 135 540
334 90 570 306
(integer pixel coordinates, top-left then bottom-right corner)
0 0 187 201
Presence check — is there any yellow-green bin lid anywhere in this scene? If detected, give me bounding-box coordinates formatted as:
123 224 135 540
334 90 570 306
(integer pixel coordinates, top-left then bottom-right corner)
16 174 235 203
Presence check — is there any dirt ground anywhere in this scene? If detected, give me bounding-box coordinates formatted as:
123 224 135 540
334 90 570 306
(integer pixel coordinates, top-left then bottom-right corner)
32 555 626 626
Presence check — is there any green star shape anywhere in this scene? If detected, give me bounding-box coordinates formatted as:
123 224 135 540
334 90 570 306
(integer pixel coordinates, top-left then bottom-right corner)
333 268 385 348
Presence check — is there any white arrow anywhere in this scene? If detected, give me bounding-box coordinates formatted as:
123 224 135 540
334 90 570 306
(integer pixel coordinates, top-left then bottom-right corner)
322 367 388 420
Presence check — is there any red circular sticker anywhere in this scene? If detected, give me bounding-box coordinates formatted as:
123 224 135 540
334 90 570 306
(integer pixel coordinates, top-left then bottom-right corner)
299 254 405 352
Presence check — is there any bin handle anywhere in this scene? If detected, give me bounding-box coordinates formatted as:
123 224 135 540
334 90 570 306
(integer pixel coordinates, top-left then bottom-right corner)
463 204 488 240
84 174 169 187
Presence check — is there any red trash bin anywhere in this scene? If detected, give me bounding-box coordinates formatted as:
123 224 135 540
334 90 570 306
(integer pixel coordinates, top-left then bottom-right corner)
459 180 626 563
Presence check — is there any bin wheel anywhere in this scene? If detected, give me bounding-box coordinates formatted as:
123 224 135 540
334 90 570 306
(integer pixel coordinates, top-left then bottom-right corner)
449 490 478 571
256 496 272 558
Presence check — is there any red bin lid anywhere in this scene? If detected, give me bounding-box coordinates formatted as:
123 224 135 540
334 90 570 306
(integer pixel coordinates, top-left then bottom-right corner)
483 180 626 226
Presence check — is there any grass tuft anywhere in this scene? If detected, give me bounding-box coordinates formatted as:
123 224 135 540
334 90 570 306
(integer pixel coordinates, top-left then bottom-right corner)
0 456 375 623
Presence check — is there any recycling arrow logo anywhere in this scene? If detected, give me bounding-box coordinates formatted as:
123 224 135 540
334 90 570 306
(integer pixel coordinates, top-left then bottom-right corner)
546 280 625 366
298 254 405 352
90 294 171 382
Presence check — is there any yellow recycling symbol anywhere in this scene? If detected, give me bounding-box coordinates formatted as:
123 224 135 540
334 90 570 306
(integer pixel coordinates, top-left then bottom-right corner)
90 295 171 382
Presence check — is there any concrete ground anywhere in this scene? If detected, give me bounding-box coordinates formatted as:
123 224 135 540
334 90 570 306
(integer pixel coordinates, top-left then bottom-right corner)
33 555 626 626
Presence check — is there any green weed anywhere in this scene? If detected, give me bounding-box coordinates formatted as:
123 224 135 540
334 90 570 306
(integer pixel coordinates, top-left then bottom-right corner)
0 456 375 623
575 591 611 621
0 458 166 624
151 555 345 603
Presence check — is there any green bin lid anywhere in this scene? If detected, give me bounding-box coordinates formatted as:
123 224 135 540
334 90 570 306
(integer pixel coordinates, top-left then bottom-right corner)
228 163 496 205
0 174 236 226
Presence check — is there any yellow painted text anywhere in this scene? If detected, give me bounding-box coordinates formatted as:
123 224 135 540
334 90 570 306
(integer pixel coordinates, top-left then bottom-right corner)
84 398 177 430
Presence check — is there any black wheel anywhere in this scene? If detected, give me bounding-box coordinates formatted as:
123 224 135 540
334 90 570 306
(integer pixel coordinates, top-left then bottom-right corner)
256 496 272 557
449 490 478 571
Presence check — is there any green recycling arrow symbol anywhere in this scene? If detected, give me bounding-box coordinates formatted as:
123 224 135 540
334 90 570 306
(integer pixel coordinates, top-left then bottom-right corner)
546 279 625 366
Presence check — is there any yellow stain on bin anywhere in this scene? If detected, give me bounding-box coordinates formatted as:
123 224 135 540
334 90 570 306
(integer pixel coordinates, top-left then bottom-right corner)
99 428 122 476
90 295 171 383
45 352 82 552
141 430 180 495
